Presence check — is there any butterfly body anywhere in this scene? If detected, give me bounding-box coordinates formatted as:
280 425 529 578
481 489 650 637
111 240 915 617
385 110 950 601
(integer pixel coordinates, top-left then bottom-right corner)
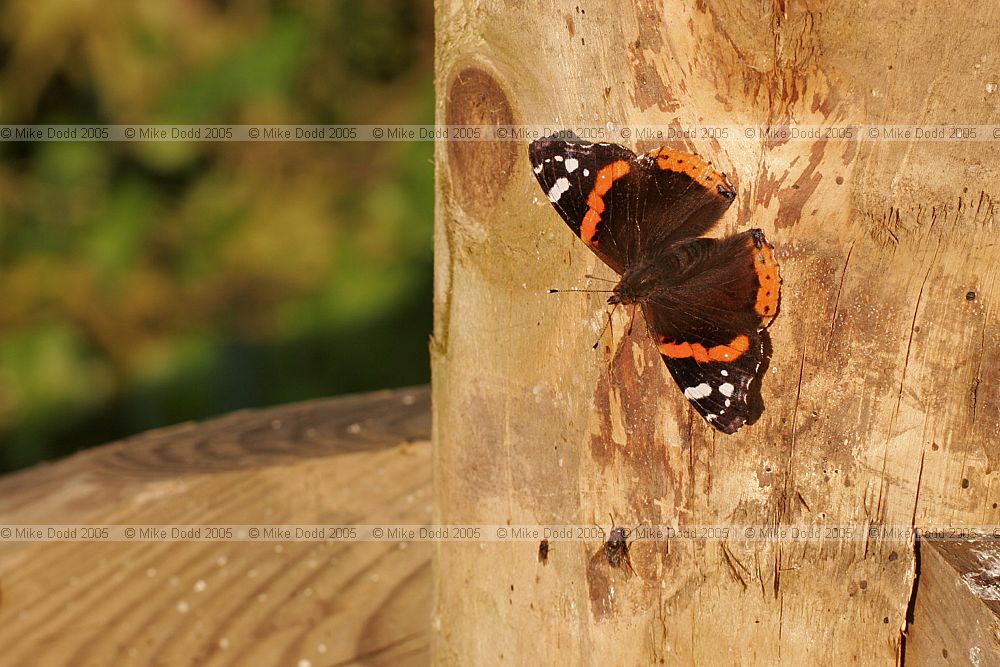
529 134 782 434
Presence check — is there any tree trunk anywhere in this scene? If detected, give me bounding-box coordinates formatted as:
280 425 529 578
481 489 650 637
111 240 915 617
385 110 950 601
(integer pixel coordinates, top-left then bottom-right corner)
432 1 1000 664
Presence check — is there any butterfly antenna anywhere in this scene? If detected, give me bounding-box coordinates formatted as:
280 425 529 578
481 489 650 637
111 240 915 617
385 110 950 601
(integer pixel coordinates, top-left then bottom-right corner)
547 288 614 295
584 273 618 284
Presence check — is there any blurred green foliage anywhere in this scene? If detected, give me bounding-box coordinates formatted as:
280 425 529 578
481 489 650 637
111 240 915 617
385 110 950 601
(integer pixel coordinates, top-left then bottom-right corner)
0 0 434 472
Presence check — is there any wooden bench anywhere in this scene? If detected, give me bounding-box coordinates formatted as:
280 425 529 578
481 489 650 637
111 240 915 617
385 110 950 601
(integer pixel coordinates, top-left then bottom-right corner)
0 387 431 667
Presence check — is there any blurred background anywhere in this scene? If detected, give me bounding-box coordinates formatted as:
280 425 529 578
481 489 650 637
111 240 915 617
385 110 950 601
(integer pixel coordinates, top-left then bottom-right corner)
0 0 434 473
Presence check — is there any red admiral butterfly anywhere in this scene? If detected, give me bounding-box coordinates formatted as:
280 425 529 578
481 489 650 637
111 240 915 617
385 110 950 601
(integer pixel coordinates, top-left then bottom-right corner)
529 134 781 434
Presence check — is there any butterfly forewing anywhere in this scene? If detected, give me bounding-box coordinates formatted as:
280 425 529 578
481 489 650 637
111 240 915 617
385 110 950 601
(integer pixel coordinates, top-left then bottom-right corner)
529 138 639 273
529 137 737 272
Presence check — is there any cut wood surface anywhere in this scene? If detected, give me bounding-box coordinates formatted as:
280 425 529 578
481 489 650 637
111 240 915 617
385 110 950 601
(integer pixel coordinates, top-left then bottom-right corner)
0 387 431 667
433 1 1000 664
907 538 1000 665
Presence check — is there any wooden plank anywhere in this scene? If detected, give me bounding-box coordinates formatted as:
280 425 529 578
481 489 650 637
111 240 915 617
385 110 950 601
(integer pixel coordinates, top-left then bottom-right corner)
908 538 1000 665
432 0 1000 664
0 387 432 667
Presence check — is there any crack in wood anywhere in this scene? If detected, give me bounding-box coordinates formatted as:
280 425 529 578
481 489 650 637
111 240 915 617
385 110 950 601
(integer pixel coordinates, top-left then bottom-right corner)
826 237 858 352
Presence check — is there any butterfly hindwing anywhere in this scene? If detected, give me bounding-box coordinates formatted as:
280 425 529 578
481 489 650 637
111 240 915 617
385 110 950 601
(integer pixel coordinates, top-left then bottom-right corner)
642 230 781 433
641 231 778 344
660 333 766 434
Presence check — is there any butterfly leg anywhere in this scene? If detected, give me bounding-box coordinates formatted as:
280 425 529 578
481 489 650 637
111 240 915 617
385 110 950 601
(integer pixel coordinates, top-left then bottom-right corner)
593 303 618 351
627 302 639 337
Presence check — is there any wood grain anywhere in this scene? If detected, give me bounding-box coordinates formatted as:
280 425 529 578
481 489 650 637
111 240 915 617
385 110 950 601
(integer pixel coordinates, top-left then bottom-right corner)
907 539 1000 665
433 1 1000 664
0 387 432 667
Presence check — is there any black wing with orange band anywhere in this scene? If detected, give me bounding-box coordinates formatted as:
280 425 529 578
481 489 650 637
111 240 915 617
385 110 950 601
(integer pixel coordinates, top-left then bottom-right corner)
528 136 736 275
643 230 781 434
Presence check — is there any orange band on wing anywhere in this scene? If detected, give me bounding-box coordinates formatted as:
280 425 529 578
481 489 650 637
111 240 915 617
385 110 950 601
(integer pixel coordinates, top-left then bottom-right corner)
751 236 781 324
586 191 606 213
580 160 631 245
650 148 734 198
658 334 751 363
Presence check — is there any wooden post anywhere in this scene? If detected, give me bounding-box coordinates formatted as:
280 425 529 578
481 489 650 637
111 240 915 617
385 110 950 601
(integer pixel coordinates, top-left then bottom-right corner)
433 1 1000 664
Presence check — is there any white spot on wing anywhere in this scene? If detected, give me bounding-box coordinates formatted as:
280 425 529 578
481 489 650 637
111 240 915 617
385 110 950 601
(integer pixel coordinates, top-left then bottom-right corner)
565 157 579 173
684 383 712 400
547 178 571 202
719 382 735 397
720 369 729 377
533 164 543 174
583 168 590 176
554 155 563 161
